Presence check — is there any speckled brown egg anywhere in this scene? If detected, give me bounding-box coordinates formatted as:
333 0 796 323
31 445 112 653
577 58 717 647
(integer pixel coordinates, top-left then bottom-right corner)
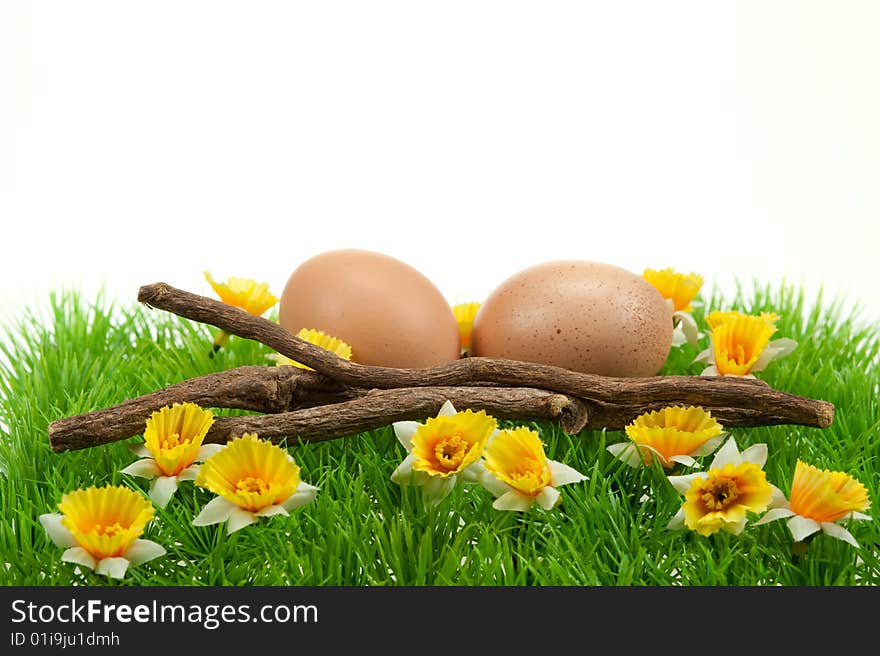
471 260 673 377
278 249 461 369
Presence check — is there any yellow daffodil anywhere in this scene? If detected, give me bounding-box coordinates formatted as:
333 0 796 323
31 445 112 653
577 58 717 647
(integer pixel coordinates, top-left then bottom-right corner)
754 460 871 547
478 426 586 511
643 268 703 349
667 436 775 536
193 434 317 534
39 485 165 579
452 302 482 356
391 400 497 507
608 405 725 469
693 310 796 377
120 402 221 508
269 328 353 370
204 271 278 350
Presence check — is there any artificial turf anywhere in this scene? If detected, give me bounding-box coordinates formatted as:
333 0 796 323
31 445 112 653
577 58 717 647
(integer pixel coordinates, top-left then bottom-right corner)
0 282 877 585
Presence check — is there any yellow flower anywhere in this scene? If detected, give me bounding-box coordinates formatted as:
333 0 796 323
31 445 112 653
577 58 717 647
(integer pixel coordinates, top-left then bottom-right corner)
452 302 482 355
121 403 221 508
204 271 278 350
667 436 774 536
608 406 725 469
270 328 353 370
694 310 796 377
643 268 703 349
391 401 497 507
193 434 317 534
39 485 165 579
754 460 871 547
479 426 586 511
643 268 703 313
204 271 278 316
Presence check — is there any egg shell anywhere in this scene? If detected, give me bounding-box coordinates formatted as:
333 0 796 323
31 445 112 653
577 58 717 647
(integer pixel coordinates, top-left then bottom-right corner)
278 249 461 369
471 260 673 377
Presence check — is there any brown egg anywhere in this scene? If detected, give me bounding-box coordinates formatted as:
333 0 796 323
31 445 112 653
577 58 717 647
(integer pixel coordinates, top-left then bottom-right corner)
278 249 461 369
471 260 673 377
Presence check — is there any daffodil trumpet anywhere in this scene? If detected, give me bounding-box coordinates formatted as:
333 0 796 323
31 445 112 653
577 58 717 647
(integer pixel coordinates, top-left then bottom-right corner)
753 460 871 547
479 426 586 511
391 400 497 507
694 310 797 377
193 434 318 534
269 328 352 370
203 271 278 354
40 485 166 579
667 435 775 536
452 302 482 357
608 405 725 469
643 268 703 349
120 402 221 508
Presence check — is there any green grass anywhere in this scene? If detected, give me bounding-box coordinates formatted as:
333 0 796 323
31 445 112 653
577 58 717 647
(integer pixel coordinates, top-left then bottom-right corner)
0 282 877 586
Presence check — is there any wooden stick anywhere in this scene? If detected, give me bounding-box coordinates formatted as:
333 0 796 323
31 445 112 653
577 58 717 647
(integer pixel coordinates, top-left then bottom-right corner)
204 387 588 445
49 387 589 452
47 366 356 453
135 282 835 427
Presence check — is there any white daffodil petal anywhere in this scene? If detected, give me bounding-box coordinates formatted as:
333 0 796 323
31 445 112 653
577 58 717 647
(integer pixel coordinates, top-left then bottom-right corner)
726 517 748 536
392 421 421 451
769 485 789 509
178 465 199 482
124 539 167 566
669 455 698 467
127 443 151 458
192 496 236 526
479 471 514 498
693 346 713 365
460 460 486 484
849 511 872 521
820 522 860 548
740 443 768 469
61 547 97 571
710 436 743 469
423 475 456 506
493 491 534 512
674 311 700 350
149 476 179 509
120 458 161 480
668 472 705 495
667 508 686 530
753 338 798 372
607 442 644 468
197 443 226 460
437 400 458 417
96 557 131 580
548 460 587 487
255 504 289 518
700 365 719 376
753 508 796 526
39 513 77 548
671 324 687 347
390 454 422 485
689 434 726 457
227 509 258 534
536 486 561 510
281 482 319 511
786 515 822 542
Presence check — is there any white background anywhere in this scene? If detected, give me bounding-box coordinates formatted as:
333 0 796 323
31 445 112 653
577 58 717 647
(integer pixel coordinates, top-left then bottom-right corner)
1 1 878 327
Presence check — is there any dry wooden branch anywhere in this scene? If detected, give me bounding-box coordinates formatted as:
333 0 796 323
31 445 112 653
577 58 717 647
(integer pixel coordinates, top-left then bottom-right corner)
201 387 588 445
47 366 356 452
45 281 836 453
135 282 835 423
